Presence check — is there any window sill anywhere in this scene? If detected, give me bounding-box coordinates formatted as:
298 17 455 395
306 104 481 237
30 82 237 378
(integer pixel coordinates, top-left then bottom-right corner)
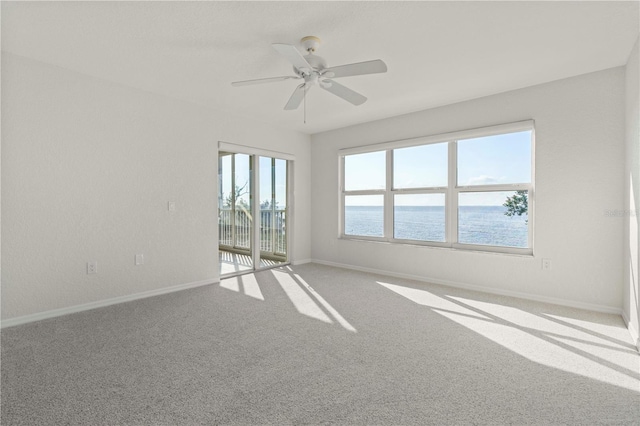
338 235 534 257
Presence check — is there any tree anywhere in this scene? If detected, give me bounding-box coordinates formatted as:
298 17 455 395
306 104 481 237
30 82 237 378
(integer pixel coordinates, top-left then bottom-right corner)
224 181 250 209
504 191 528 220
260 199 280 210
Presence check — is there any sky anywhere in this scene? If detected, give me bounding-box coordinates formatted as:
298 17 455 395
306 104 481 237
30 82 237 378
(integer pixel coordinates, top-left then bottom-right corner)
220 130 531 210
220 154 287 209
344 130 531 206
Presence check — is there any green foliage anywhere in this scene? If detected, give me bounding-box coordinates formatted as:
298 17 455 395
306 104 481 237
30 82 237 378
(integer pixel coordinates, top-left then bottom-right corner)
503 190 528 219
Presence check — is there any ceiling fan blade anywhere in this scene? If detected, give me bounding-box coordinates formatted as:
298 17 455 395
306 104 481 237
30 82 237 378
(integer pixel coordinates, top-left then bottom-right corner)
323 59 387 79
321 80 367 106
272 43 312 72
231 76 300 87
284 84 308 110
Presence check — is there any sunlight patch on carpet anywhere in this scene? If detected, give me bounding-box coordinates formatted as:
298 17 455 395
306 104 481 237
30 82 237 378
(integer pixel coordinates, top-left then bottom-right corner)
379 281 640 393
272 269 332 324
295 274 356 332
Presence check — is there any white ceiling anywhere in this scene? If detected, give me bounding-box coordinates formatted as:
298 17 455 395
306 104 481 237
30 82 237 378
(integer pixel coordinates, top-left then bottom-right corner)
2 1 638 134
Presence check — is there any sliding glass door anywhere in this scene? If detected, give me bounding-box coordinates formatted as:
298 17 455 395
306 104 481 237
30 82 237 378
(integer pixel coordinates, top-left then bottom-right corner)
219 151 289 277
218 152 254 275
259 157 287 268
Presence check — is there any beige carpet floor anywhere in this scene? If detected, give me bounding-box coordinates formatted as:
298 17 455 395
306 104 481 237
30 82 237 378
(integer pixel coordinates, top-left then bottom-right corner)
2 263 639 425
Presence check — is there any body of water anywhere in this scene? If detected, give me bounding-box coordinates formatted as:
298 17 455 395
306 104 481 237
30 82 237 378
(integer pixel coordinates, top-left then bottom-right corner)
345 205 528 248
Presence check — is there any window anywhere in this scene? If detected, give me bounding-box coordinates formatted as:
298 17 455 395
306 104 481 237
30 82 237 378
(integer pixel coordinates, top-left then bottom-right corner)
340 121 534 254
456 130 531 249
342 151 386 238
392 142 448 243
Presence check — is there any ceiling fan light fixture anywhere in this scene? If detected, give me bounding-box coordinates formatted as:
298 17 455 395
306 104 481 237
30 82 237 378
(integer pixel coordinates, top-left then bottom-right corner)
300 35 321 53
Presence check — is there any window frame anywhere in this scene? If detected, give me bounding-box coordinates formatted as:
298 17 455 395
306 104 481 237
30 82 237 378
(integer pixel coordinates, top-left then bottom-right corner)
340 154 386 241
339 120 535 255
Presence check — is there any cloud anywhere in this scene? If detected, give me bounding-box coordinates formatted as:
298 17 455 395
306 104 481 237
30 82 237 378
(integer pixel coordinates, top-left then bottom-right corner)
465 175 503 185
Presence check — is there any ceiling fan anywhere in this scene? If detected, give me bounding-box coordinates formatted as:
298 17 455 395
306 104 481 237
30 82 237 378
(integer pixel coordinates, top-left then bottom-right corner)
231 36 387 110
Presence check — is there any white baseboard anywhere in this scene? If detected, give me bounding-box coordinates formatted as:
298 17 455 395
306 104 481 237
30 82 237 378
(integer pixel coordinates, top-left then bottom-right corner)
310 259 623 316
292 258 311 266
1 278 218 329
621 310 640 352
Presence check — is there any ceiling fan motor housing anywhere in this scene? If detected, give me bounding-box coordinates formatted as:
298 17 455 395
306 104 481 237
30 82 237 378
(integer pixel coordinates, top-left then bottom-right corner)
294 36 327 76
304 54 326 70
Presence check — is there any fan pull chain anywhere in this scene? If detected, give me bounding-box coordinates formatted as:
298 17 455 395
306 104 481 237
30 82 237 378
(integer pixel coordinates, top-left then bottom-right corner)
303 85 306 124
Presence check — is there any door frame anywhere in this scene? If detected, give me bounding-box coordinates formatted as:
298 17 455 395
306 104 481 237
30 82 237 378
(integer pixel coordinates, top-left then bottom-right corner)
218 141 294 277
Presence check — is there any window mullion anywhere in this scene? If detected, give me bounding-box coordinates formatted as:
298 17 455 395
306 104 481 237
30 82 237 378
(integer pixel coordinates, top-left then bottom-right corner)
448 141 458 245
339 156 345 237
457 183 530 192
393 187 448 194
343 189 386 196
385 149 394 240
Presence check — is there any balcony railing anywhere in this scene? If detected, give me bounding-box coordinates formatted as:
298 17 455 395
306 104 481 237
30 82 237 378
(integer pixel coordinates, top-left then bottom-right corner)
219 208 286 257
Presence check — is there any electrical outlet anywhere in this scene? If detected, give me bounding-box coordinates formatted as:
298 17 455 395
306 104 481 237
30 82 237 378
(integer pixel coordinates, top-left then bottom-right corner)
135 254 144 265
168 201 176 212
87 261 98 274
542 258 551 270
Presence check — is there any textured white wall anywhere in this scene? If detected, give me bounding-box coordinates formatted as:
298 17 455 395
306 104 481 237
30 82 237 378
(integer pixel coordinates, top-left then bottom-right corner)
311 67 625 312
624 36 640 347
1 53 311 321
